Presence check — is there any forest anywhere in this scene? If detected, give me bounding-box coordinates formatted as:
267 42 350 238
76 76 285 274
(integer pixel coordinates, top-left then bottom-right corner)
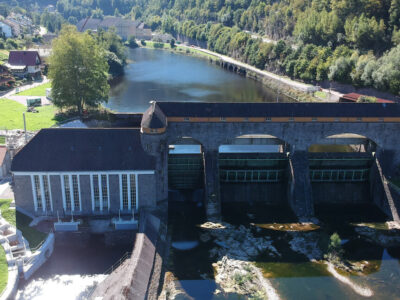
3 0 400 95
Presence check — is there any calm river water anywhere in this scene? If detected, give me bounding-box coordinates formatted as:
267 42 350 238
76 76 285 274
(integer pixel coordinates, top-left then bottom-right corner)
105 47 290 112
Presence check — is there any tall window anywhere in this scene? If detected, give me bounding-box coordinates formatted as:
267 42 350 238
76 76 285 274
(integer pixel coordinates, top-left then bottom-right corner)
63 175 71 210
101 175 109 210
72 175 80 210
42 175 52 211
33 175 42 210
130 174 137 210
122 174 129 209
32 175 53 212
62 174 81 212
92 175 100 211
120 173 138 211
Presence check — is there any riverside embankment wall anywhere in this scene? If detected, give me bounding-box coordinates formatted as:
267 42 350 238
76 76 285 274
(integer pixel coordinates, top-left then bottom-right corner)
91 210 166 300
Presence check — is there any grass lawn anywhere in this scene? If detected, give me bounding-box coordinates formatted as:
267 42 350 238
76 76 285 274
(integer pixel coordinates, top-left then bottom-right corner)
0 245 7 295
0 50 8 61
16 82 51 97
314 91 328 99
0 98 58 130
0 199 47 249
0 136 5 144
142 41 217 60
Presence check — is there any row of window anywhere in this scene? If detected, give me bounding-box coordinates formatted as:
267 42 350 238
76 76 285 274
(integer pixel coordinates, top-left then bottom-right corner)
31 173 138 213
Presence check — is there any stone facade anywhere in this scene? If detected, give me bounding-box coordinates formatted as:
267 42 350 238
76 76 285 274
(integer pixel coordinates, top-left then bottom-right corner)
13 173 156 217
13 175 35 214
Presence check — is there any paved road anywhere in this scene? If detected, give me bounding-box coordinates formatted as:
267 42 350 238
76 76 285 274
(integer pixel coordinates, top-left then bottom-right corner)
190 46 318 93
0 76 49 99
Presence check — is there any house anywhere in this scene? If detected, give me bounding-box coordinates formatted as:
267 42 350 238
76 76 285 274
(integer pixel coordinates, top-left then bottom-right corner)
6 51 42 78
76 17 152 40
0 146 11 179
0 65 14 88
2 19 20 37
339 93 395 103
11 128 156 217
0 21 12 38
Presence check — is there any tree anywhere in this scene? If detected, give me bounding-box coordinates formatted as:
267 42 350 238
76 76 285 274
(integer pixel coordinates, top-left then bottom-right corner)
48 25 109 115
127 35 138 48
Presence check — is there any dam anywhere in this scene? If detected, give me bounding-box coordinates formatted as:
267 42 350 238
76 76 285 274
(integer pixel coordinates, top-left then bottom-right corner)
140 101 400 221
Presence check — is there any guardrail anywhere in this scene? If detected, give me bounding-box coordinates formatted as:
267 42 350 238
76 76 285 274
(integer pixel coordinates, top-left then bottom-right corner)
86 251 132 299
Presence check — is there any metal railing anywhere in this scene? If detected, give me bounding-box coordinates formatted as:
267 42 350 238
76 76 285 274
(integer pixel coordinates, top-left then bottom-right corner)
85 251 132 299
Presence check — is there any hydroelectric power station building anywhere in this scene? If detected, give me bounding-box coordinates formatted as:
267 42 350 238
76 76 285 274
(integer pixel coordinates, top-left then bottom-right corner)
10 102 400 222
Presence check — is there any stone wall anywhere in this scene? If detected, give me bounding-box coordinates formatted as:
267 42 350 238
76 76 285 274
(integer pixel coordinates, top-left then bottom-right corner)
13 175 35 215
91 211 162 300
138 174 157 207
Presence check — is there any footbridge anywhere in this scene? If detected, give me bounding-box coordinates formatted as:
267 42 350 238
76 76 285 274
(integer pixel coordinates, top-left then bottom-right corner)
141 101 400 221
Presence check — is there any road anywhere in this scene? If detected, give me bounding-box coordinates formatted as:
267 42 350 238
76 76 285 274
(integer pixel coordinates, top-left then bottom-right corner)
188 46 319 93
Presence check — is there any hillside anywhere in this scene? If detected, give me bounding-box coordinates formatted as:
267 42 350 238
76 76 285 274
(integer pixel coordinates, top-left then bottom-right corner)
6 0 400 96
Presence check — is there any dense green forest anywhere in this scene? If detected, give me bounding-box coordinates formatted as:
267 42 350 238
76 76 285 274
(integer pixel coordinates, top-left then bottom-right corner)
3 0 400 95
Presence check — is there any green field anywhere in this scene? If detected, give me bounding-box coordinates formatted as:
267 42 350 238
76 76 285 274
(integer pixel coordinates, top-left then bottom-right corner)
0 245 7 295
0 50 8 61
314 91 328 99
16 82 51 96
142 41 217 60
0 98 58 130
0 199 47 249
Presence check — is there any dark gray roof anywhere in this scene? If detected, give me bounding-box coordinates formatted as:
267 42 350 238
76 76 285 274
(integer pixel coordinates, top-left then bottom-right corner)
155 102 400 118
11 128 155 172
141 102 167 129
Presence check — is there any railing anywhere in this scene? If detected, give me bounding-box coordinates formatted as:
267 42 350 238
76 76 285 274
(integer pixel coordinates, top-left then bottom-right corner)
310 168 370 182
220 169 285 182
85 251 132 299
23 229 53 265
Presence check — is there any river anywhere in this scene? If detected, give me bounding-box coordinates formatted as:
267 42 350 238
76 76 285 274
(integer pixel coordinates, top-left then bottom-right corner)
165 192 400 300
105 47 291 113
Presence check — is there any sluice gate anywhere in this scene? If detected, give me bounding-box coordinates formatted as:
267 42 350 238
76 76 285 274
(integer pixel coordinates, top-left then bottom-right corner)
309 152 375 204
219 152 289 204
168 153 204 190
309 153 374 182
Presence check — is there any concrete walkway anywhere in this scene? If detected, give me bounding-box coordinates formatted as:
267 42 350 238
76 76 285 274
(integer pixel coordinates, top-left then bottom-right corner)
186 46 319 93
0 76 49 99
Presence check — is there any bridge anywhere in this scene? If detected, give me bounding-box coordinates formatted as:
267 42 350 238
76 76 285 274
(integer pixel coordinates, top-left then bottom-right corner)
141 101 400 221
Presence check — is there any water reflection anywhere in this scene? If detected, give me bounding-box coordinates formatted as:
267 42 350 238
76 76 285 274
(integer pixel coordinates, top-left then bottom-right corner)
106 48 290 113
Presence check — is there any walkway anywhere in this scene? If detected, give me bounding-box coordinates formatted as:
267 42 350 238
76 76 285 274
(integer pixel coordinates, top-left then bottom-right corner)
0 76 49 99
186 46 318 93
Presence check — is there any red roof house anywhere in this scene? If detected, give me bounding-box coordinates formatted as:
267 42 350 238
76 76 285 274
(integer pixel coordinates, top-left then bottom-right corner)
6 50 42 78
339 93 394 103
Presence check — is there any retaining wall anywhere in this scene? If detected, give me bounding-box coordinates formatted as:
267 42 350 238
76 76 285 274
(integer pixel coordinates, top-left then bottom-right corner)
23 233 55 280
91 211 161 300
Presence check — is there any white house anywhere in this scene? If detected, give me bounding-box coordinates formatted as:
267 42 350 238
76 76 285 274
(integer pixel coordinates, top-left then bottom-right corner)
0 21 12 38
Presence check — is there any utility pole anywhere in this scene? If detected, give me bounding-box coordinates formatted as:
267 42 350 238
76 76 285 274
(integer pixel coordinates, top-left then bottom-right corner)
23 112 27 143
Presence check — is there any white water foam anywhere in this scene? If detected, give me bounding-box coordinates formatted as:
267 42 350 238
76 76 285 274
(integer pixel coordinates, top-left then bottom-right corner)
16 274 107 300
327 263 373 297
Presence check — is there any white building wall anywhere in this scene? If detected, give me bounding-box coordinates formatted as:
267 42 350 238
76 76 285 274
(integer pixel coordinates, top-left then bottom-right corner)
0 22 12 38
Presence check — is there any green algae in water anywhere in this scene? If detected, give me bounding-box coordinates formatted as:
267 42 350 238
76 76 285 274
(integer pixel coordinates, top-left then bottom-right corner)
256 261 330 278
254 223 320 232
